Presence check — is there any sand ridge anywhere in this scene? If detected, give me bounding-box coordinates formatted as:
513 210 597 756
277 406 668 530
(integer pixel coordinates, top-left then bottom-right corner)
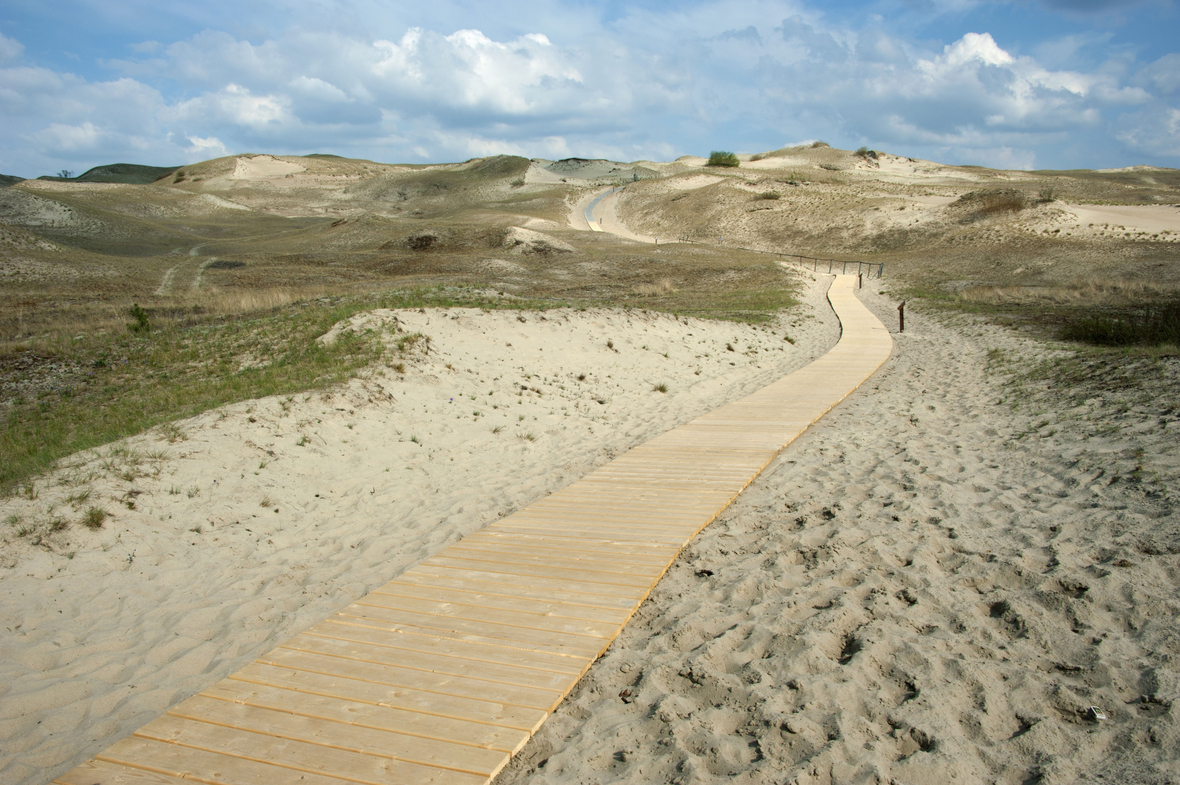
0 275 839 785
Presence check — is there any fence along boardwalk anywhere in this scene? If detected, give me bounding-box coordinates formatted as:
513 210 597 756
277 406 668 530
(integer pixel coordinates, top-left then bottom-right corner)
55 276 893 785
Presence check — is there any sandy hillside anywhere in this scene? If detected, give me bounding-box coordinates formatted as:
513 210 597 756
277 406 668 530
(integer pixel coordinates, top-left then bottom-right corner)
0 273 838 785
2 144 1179 785
495 284 1180 785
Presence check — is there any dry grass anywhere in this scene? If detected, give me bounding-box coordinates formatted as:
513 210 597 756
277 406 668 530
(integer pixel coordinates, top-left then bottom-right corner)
958 279 1180 308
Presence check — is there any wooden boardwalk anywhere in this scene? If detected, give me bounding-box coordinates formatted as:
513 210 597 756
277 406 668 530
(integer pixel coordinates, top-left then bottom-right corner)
56 276 892 785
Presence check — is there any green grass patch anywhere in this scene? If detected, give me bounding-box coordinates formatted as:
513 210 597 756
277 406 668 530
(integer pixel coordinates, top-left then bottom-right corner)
2 286 553 494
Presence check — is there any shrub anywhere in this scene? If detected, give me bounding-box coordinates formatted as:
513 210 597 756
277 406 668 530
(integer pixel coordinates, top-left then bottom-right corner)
707 151 740 168
127 304 151 333
979 192 1026 215
1062 299 1180 347
811 141 830 148
760 191 781 200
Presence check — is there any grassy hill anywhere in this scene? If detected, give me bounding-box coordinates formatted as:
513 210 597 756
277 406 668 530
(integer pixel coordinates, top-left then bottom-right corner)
37 163 180 185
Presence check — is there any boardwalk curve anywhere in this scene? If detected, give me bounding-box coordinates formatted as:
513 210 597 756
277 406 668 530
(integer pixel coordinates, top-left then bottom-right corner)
56 275 892 785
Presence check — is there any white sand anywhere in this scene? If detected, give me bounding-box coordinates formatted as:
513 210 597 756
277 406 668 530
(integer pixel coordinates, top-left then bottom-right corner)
495 285 1180 785
0 274 838 785
230 155 307 180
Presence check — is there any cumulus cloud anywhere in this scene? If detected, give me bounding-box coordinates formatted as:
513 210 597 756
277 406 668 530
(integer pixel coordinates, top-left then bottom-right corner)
0 4 1176 175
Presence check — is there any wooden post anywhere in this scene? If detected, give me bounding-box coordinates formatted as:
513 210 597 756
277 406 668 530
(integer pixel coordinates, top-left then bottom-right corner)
898 302 905 332
858 273 863 289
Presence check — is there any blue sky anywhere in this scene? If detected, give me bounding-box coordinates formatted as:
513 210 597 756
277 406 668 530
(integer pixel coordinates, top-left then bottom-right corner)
0 0 1177 177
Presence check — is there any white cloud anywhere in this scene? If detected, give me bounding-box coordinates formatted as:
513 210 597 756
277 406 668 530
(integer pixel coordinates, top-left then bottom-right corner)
168 83 289 130
42 121 103 151
0 10 1176 175
185 135 228 158
0 32 23 62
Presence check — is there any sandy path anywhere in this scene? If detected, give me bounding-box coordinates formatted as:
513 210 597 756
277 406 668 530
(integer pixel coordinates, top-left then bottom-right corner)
596 188 659 244
0 274 839 785
496 286 1180 784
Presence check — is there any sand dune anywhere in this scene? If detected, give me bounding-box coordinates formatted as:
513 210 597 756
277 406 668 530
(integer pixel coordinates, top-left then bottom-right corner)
0 274 839 785
495 285 1180 785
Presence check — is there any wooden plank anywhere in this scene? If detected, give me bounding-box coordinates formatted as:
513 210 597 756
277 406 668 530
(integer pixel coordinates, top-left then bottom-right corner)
96 735 366 785
201 679 530 753
372 582 633 624
231 662 549 731
451 537 674 566
255 646 563 710
167 695 506 775
133 714 487 785
304 619 589 674
385 572 642 612
283 631 576 692
422 550 667 582
350 592 621 640
55 759 197 785
417 556 660 590
332 604 608 658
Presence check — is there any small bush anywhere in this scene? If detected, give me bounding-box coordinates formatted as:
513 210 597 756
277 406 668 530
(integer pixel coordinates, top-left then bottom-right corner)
653 382 669 393
707 151 740 168
127 304 151 333
979 192 1026 215
510 178 525 188
811 141 830 148
760 191 781 200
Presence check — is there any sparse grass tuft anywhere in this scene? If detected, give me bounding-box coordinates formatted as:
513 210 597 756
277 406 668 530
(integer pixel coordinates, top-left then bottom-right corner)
65 488 92 507
83 506 108 530
653 382 669 393
158 422 187 443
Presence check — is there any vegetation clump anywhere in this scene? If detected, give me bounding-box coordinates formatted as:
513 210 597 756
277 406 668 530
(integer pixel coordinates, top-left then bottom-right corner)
707 151 740 168
127 304 151 333
1062 299 1180 348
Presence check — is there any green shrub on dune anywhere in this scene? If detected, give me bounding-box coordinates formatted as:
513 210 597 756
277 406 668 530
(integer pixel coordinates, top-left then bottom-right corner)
707 151 740 167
